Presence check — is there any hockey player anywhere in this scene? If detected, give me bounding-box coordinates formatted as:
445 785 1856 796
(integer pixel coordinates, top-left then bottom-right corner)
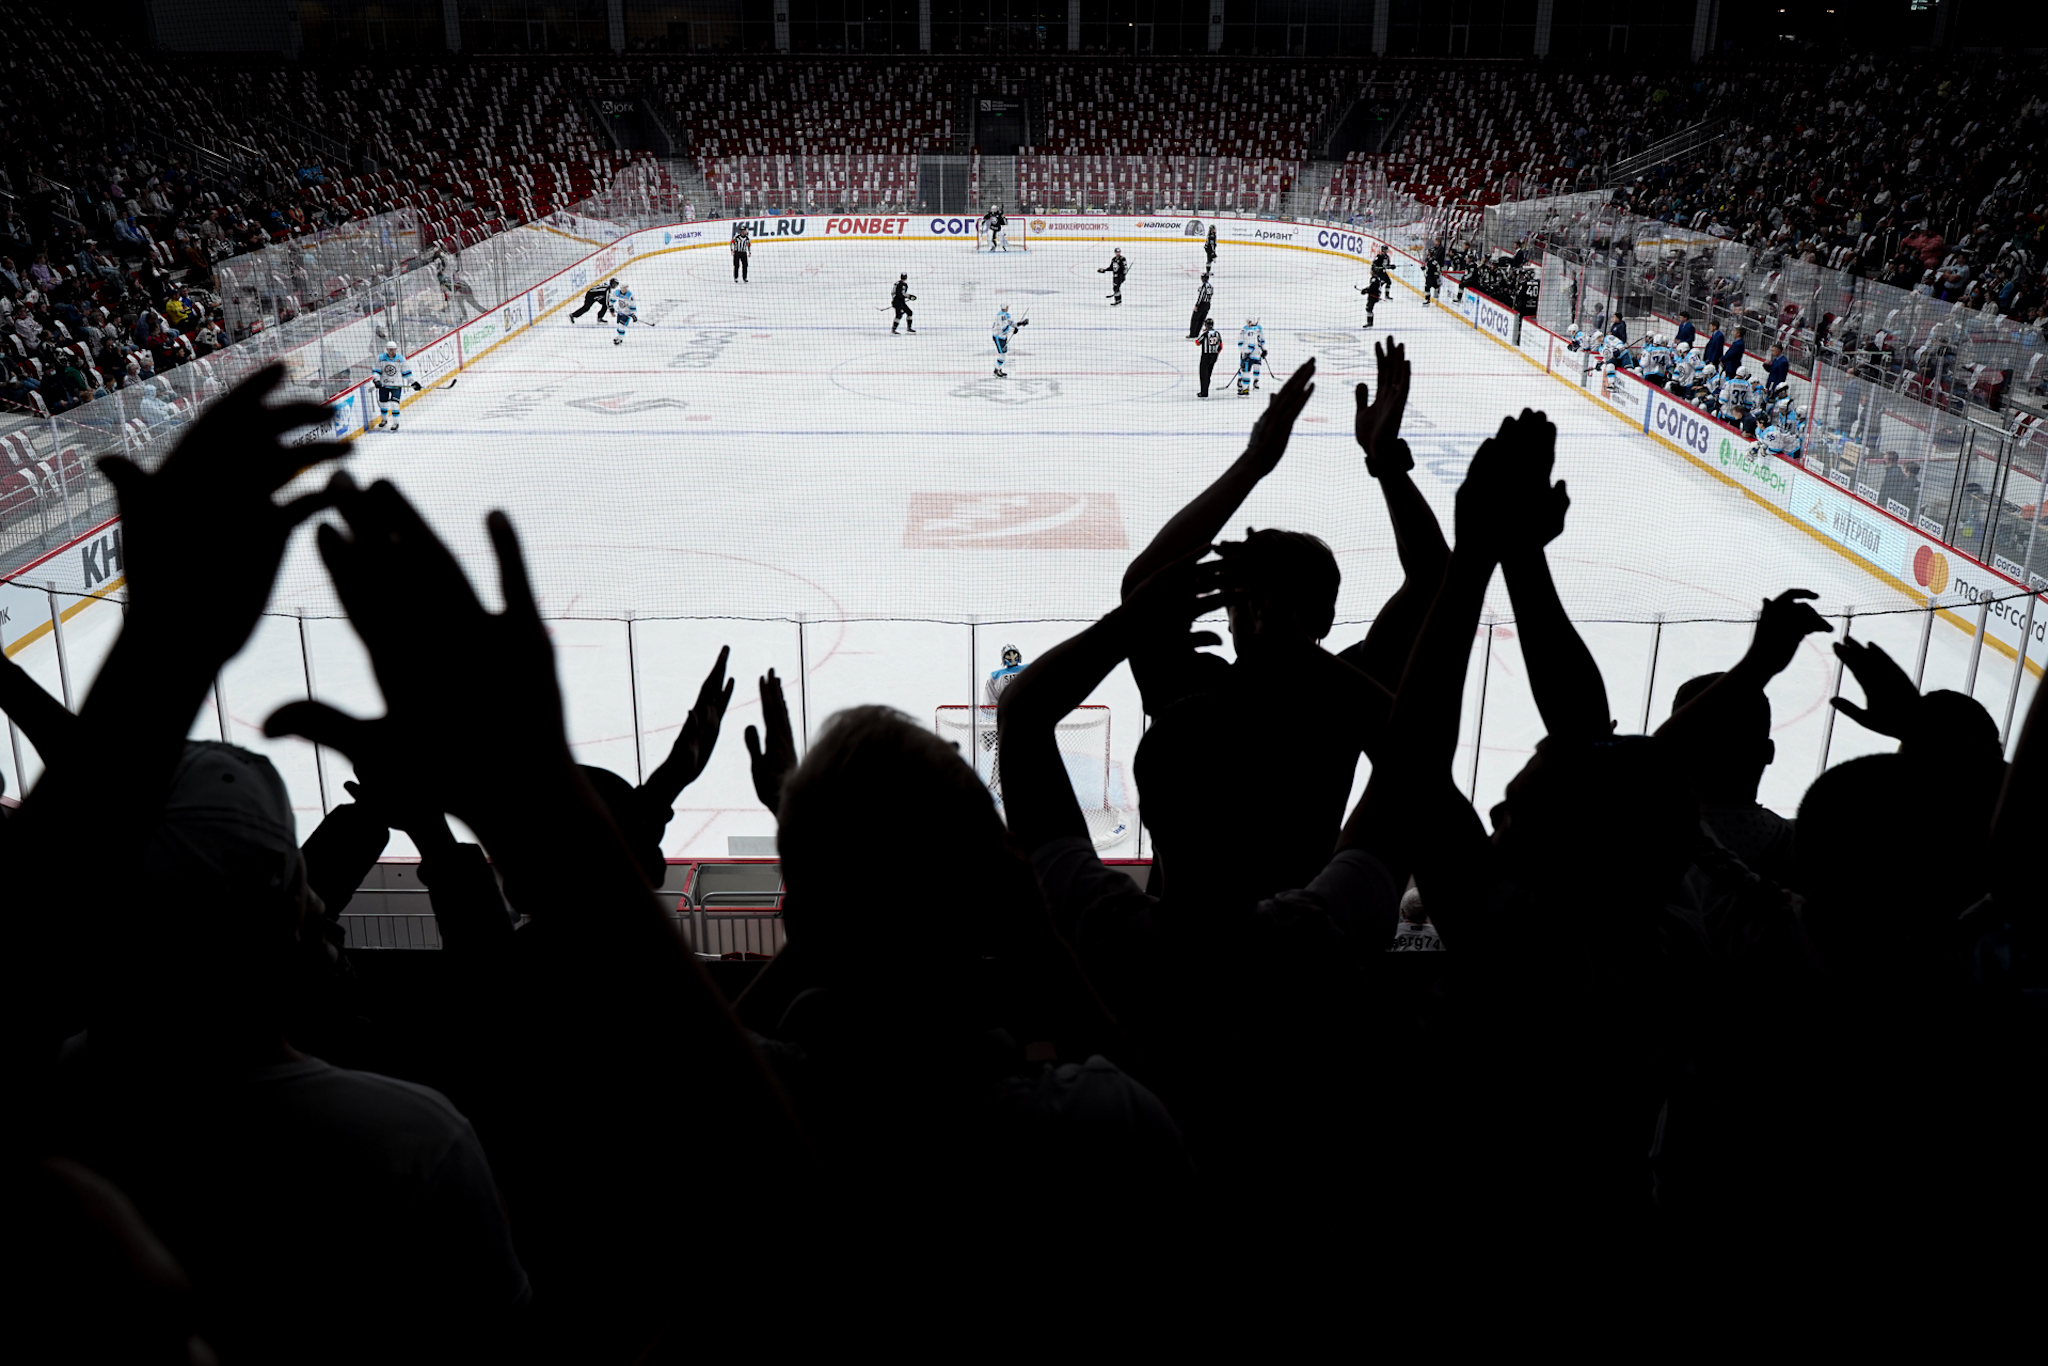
1194 318 1223 397
371 340 420 432
1097 248 1128 305
1187 271 1213 339
986 644 1025 704
1755 399 1805 463
890 273 917 333
1564 323 1587 353
1640 334 1674 388
1204 224 1218 268
1668 341 1699 400
1423 253 1442 302
1235 318 1266 396
991 304 1027 377
570 277 617 324
1599 329 1630 372
1718 369 1755 433
1359 275 1382 328
731 224 751 282
612 283 638 346
981 205 1010 252
1370 246 1394 299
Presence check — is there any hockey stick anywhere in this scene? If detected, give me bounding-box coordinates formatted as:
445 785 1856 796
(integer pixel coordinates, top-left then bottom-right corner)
437 377 459 389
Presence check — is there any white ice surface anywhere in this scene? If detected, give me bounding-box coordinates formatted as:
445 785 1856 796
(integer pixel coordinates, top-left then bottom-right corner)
5 236 2034 856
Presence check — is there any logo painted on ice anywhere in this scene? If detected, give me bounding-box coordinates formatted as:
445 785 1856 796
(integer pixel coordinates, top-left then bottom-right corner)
566 392 689 415
950 378 1062 405
666 329 740 369
903 492 1128 550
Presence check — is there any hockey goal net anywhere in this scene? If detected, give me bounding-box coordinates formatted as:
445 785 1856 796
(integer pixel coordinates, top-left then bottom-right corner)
972 219 1028 252
935 704 1127 850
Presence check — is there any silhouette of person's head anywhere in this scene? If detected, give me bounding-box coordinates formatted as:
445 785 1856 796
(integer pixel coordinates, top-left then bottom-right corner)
777 705 1029 963
1222 528 1340 653
1795 753 1957 959
1672 672 1775 803
120 743 337 1041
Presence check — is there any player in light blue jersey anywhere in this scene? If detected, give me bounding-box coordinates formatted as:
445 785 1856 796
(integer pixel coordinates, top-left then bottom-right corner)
1668 341 1700 400
371 340 419 431
1756 398 1805 462
1236 319 1265 395
991 305 1027 377
612 284 637 346
1640 334 1674 387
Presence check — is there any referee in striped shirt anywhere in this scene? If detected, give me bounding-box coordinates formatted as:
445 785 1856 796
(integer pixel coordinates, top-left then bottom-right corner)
1195 319 1223 397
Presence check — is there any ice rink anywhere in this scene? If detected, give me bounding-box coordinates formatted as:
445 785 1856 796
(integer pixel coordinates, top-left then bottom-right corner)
7 234 2037 856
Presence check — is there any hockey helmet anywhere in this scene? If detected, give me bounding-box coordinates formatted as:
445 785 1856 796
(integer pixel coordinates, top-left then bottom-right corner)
998 304 1011 315
1676 340 1690 354
900 272 908 280
1001 644 1023 667
608 278 618 287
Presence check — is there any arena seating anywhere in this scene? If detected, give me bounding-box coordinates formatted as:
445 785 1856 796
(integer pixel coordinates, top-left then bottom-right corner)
662 58 957 158
1029 61 1350 159
1 2 653 430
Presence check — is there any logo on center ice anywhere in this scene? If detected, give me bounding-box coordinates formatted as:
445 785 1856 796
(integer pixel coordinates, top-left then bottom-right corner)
903 493 1129 550
566 392 690 415
951 378 1062 405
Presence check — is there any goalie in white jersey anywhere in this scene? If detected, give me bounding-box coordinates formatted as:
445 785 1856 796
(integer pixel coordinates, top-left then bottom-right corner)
985 644 1026 704
991 304 1027 377
371 340 420 431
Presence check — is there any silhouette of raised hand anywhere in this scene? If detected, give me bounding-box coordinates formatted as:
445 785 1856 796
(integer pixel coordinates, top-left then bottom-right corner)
1828 636 1920 738
97 363 344 665
1456 409 1566 560
742 668 798 813
1355 338 1412 476
1242 357 1317 476
643 645 735 811
264 479 569 829
1122 546 1239 654
1745 588 1835 680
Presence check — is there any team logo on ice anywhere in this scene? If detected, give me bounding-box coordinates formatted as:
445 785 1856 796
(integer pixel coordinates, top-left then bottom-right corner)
903 493 1128 550
951 377 1061 405
566 392 689 415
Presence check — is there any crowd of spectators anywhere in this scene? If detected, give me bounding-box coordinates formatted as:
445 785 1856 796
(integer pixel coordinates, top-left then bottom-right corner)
0 3 638 431
8 346 2042 1356
1614 55 2048 345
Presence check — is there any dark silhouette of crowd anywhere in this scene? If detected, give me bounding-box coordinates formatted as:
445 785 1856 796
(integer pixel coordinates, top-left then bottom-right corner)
7 343 2043 1357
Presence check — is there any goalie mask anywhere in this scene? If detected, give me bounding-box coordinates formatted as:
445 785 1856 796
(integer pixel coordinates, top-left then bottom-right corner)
1001 645 1023 668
